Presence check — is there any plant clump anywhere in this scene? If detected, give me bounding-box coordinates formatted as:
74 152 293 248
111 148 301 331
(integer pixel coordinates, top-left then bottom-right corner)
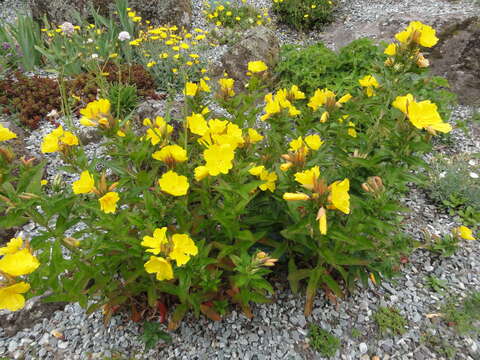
271 0 335 31
374 307 408 336
308 324 341 357
204 1 270 29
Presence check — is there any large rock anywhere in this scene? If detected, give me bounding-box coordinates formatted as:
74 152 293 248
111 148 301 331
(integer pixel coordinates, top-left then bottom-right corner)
29 0 192 28
429 16 480 106
215 26 280 90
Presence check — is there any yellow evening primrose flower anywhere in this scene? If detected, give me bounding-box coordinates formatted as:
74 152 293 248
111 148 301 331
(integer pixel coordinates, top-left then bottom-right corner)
407 100 452 134
304 134 323 150
294 166 320 190
337 93 352 104
145 116 173 145
72 171 95 194
392 94 414 114
199 79 211 92
0 237 23 255
283 192 310 201
194 166 209 181
184 82 199 97
288 85 306 100
79 99 111 126
308 88 336 111
169 234 198 266
0 124 17 142
152 145 187 164
158 171 189 196
247 128 264 143
144 256 174 281
203 143 235 176
455 226 475 240
248 60 268 73
289 137 305 152
141 227 168 255
259 170 277 192
61 131 79 146
0 282 31 311
249 165 265 176
317 207 327 235
0 248 40 277
329 178 350 214
359 75 379 97
384 43 397 56
218 78 235 97
395 21 438 48
98 192 120 214
187 113 209 136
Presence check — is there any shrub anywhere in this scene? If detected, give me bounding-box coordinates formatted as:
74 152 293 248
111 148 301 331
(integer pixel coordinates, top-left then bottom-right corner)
0 21 459 326
308 324 340 357
374 307 408 336
271 0 335 31
204 1 270 30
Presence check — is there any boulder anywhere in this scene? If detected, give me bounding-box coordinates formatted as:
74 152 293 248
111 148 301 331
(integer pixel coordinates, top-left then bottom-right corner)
214 26 280 90
28 0 192 28
429 16 480 106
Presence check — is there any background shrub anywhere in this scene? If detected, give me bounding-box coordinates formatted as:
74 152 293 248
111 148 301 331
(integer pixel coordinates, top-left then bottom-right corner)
271 0 335 31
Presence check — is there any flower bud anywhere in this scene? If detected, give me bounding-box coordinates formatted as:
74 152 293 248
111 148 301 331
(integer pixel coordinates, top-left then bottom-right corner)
63 237 80 248
0 147 14 163
283 192 310 201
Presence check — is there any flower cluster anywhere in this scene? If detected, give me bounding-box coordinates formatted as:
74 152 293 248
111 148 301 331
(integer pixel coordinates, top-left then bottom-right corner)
142 228 198 280
0 237 40 311
72 170 120 214
41 125 79 153
204 1 271 29
283 166 350 235
260 85 305 121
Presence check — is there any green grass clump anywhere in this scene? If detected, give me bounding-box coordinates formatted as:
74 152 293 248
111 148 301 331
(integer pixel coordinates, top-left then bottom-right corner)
374 307 408 336
271 0 335 31
442 291 480 334
308 324 341 357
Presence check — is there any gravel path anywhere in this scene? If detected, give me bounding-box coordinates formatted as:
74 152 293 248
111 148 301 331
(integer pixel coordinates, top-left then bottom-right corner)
1 0 480 359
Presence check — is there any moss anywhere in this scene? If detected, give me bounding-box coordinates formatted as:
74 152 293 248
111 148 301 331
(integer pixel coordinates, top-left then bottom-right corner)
373 307 408 336
308 324 341 357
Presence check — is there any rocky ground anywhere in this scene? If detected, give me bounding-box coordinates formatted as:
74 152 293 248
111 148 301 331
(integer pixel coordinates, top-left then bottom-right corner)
1 0 480 359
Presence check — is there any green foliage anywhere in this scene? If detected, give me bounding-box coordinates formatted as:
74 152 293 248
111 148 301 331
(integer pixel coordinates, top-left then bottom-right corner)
0 16 43 71
420 332 456 359
275 39 384 95
424 231 460 257
442 291 480 334
425 275 448 294
108 83 139 119
350 328 362 338
374 307 408 336
308 324 340 357
204 1 268 29
426 153 480 226
271 0 335 31
140 322 172 350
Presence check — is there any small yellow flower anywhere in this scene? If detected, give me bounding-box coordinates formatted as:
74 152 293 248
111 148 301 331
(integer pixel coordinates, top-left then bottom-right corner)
79 99 111 127
218 78 235 97
194 166 209 181
141 227 168 255
359 75 379 97
283 192 310 201
98 192 120 214
0 282 31 311
294 166 320 190
246 128 264 144
454 226 475 240
384 43 397 56
304 134 323 150
144 256 174 281
0 237 23 255
158 171 189 196
72 171 95 194
203 144 235 176
169 234 198 266
395 21 438 48
152 145 187 164
184 82 199 96
329 178 350 214
248 60 268 73
0 124 17 142
0 248 40 277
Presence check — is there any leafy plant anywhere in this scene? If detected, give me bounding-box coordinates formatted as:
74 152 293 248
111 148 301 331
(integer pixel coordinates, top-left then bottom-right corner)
373 307 408 336
425 275 448 294
442 291 480 334
420 332 456 359
271 0 335 31
108 83 139 119
308 324 340 357
140 322 172 350
204 1 269 29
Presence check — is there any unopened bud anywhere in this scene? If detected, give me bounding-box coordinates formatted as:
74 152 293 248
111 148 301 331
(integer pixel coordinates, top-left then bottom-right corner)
63 237 80 248
416 54 429 68
0 147 14 163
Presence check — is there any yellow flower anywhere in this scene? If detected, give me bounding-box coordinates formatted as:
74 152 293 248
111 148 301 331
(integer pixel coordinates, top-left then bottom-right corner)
144 256 174 281
454 226 475 240
158 171 189 196
337 93 352 104
308 88 336 111
145 116 173 145
0 282 31 311
79 99 111 127
392 94 414 114
41 126 67 153
408 100 452 134
0 237 23 255
61 131 79 146
218 78 235 97
98 192 120 214
395 21 438 48
141 227 168 255
246 128 264 143
359 75 379 97
203 144 235 176
280 162 293 172
283 192 310 201
294 166 320 190
194 166 209 181
0 248 40 277
169 234 198 266
0 124 17 142
248 60 268 73
347 122 357 138
384 43 397 56
259 170 277 192
316 207 327 235
199 79 211 93
304 134 323 150
249 165 265 176
288 85 305 100
152 145 187 164
187 113 208 136
72 171 95 194
117 130 126 137
329 178 350 214
289 137 305 152
184 82 199 96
